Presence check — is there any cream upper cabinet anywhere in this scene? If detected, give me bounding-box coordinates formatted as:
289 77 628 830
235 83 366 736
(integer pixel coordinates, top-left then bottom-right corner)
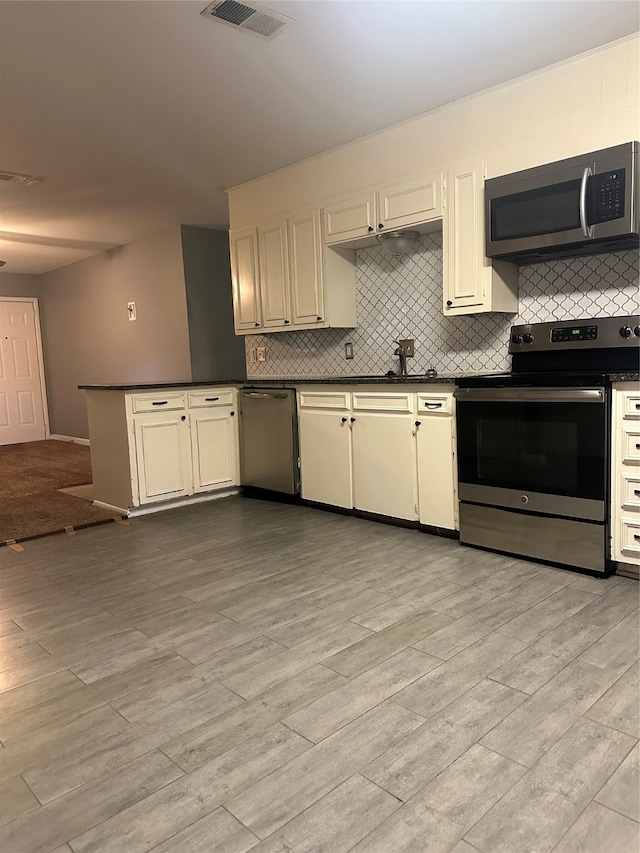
323 173 443 246
230 228 262 332
231 208 356 335
288 209 325 326
323 193 377 244
258 220 290 328
442 158 518 315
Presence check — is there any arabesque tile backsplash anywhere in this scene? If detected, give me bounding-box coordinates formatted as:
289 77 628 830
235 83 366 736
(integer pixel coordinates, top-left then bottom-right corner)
245 235 639 378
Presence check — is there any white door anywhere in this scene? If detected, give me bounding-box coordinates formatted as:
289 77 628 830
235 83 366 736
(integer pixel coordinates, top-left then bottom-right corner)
133 413 191 504
299 408 353 508
0 299 47 445
351 413 418 520
190 408 239 493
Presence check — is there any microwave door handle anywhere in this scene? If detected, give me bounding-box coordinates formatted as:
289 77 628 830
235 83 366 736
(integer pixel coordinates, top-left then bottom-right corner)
579 166 594 238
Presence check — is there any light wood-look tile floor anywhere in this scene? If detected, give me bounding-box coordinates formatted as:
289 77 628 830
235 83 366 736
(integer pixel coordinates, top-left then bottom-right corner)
0 496 638 853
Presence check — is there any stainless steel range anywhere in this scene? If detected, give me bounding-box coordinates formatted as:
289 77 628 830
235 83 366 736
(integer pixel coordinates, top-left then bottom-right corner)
455 315 640 575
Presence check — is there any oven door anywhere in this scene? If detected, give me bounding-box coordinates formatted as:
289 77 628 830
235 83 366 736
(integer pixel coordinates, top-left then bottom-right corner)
455 387 608 522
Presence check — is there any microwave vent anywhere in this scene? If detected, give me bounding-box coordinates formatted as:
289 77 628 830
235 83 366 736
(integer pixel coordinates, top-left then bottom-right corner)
200 1 294 39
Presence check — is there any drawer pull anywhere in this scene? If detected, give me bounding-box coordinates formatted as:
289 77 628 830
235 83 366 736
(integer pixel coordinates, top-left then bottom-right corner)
634 534 640 542
636 444 640 450
424 402 443 409
636 403 640 409
205 397 219 402
152 401 168 406
634 490 640 497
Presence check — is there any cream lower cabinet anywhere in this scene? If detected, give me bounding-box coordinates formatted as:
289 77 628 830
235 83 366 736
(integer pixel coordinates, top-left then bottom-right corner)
298 390 353 508
298 387 456 529
85 386 239 513
443 158 518 315
415 391 457 530
611 383 640 567
351 391 418 521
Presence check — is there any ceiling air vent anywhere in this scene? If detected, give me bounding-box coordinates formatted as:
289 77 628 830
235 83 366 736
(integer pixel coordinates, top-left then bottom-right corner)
200 0 294 39
0 170 44 186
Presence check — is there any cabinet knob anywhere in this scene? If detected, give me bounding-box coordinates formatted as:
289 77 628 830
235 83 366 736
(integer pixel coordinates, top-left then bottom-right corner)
350 417 356 423
341 417 347 423
230 411 235 416
367 226 374 232
446 300 453 307
378 223 384 229
415 420 421 427
254 322 260 327
317 316 323 321
284 319 290 325
181 415 186 421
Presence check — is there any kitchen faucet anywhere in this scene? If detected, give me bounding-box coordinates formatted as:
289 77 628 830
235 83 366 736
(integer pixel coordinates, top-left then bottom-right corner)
393 339 410 379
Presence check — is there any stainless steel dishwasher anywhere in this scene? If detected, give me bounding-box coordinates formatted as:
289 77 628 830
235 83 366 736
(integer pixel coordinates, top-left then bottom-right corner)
239 388 299 494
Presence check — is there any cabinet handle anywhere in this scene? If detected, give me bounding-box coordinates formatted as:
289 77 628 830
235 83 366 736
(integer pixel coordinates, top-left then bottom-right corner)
152 401 168 406
367 226 374 232
415 420 421 427
446 300 453 307
341 417 348 423
350 417 356 423
424 402 443 409
181 415 186 421
230 411 235 416
205 397 219 402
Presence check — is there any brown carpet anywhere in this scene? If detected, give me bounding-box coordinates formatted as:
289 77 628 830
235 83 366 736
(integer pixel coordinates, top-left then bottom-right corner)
0 440 122 544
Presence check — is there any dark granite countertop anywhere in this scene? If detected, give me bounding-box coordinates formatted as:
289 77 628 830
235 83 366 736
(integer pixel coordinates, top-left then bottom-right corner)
79 371 639 391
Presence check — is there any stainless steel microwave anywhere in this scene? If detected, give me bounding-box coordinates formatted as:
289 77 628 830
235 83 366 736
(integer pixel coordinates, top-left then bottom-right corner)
485 142 639 263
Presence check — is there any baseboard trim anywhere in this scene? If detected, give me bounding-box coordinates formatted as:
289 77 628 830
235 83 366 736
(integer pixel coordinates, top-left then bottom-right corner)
50 434 90 446
93 488 240 518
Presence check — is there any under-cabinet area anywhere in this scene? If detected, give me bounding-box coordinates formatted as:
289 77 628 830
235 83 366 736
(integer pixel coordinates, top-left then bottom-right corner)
297 386 457 530
84 386 240 513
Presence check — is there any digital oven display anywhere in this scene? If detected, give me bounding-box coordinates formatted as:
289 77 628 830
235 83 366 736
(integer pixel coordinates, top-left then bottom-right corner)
550 325 598 343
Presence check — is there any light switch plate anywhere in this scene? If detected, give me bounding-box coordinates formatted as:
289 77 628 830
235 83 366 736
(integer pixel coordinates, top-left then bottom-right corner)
344 342 354 359
127 302 136 321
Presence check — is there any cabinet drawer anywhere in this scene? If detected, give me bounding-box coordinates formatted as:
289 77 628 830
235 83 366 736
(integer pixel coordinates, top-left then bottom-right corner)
621 472 640 509
621 392 640 420
619 516 640 558
352 392 414 413
298 390 350 410
188 390 235 409
417 393 453 416
621 428 640 464
131 392 185 413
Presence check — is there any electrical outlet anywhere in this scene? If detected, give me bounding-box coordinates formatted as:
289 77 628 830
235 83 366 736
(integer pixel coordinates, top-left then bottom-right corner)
257 346 267 363
127 302 136 321
344 342 354 359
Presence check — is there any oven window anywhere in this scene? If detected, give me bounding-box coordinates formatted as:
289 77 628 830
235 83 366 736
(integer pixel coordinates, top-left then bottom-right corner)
457 401 606 501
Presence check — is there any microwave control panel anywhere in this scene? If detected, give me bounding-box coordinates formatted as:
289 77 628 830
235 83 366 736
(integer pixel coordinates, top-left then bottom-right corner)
591 169 625 223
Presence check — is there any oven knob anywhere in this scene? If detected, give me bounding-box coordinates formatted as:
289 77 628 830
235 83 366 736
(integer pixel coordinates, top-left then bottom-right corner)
511 334 522 345
634 326 640 337
619 325 633 338
522 333 534 344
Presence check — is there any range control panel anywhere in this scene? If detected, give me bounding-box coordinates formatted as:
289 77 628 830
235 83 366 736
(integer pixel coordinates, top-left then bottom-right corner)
509 315 640 353
551 325 597 343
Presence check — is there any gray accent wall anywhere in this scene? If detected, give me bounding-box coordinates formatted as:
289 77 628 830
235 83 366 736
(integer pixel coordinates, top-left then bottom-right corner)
181 226 246 383
38 226 192 439
0 273 42 299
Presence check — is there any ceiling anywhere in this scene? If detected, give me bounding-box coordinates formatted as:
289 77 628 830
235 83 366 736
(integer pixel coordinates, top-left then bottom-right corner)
1 1 638 275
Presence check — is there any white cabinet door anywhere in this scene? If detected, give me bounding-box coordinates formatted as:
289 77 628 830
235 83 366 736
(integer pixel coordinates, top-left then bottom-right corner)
351 413 418 520
133 412 191 504
443 159 518 315
416 416 457 530
258 220 290 328
288 210 325 327
299 408 352 508
190 408 239 493
378 173 443 230
230 228 262 332
324 193 376 244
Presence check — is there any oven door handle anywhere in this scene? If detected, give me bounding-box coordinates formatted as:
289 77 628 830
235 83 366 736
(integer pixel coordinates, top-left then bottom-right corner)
454 387 605 403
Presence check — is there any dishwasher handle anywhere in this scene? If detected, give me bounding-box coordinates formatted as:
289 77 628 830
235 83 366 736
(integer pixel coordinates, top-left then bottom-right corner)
241 390 291 400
